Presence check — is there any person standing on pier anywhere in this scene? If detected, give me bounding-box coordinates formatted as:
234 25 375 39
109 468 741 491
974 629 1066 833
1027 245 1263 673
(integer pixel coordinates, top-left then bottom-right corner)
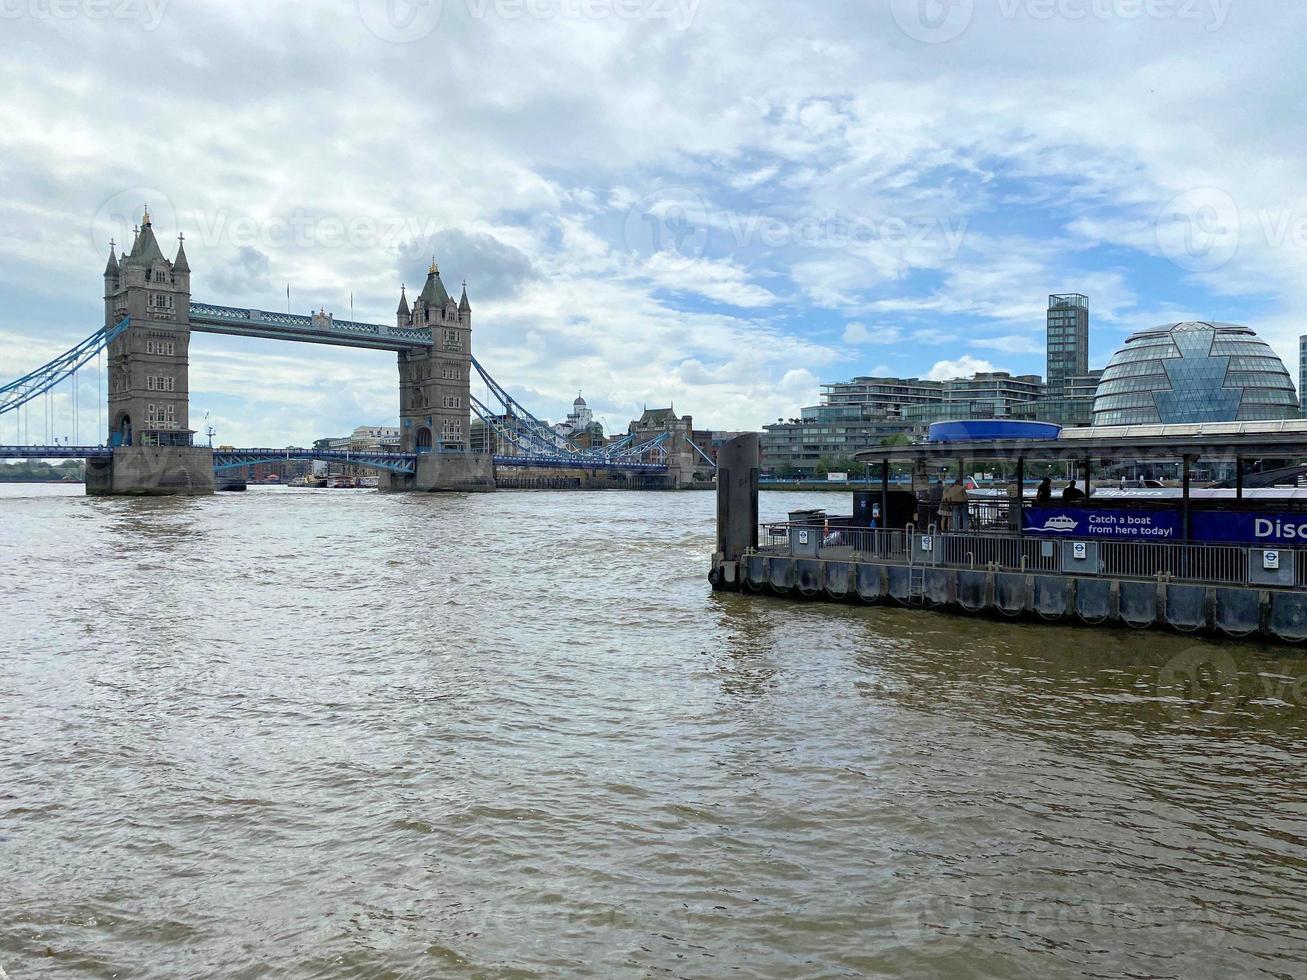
1062 480 1086 503
1035 477 1052 505
943 479 970 531
929 478 946 529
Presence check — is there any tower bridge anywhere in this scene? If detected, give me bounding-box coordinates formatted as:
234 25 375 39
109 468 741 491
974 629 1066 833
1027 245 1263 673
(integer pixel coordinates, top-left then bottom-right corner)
1 208 710 495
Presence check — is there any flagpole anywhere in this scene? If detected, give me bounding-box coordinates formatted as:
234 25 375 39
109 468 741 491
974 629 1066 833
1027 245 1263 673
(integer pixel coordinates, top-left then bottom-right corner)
286 282 291 314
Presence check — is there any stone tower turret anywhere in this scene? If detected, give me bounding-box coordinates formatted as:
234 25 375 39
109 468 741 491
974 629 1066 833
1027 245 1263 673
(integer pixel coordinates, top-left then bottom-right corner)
394 259 473 454
103 207 194 449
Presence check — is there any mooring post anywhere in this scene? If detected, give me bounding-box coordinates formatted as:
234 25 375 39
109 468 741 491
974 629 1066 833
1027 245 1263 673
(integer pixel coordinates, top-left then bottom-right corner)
716 433 759 562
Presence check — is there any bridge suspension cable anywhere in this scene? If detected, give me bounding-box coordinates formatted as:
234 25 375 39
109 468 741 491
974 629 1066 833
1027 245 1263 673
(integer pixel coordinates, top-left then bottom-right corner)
469 356 687 468
0 317 130 420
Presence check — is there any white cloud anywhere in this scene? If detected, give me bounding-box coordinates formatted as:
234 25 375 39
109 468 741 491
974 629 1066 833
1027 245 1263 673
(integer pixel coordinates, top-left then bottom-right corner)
926 356 1000 382
5 1 1307 439
974 334 1044 355
843 321 903 345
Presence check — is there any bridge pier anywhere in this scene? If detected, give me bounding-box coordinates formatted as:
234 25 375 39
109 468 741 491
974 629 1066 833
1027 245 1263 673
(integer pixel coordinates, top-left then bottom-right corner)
378 452 495 492
86 446 215 496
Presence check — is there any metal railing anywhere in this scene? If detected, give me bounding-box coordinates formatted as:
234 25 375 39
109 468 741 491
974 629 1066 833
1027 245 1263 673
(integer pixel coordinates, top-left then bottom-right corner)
757 522 1303 588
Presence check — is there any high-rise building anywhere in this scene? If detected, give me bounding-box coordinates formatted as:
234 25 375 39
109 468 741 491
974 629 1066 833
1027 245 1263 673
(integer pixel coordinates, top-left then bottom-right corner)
1046 293 1089 392
1300 335 1307 415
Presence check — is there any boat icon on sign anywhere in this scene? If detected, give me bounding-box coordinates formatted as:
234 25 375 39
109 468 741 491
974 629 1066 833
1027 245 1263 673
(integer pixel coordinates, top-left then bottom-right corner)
1039 516 1079 533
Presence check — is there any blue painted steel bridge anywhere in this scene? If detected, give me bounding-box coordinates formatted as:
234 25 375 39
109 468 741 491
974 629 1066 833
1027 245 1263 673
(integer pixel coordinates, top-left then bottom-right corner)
1 304 709 477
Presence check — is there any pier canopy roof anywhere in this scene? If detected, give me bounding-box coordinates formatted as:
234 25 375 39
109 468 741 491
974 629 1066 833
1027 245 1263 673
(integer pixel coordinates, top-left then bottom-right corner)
855 419 1307 464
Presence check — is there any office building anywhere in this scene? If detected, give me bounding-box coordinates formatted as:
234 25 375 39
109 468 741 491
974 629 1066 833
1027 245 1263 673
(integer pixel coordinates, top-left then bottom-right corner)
1047 293 1089 392
1300 335 1307 415
1094 322 1298 424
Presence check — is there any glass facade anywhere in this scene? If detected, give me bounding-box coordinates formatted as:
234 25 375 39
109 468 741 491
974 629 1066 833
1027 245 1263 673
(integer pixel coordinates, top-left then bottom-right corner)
1047 293 1089 390
1094 322 1299 425
1300 335 1307 415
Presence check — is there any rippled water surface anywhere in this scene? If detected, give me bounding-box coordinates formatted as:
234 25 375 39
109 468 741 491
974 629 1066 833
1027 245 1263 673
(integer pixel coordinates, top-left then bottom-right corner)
2 483 1306 979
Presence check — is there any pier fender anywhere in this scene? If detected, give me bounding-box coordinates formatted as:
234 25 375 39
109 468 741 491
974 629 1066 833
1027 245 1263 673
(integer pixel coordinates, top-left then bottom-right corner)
856 563 885 602
926 568 954 607
887 565 913 605
1118 581 1158 629
1214 588 1260 639
1270 591 1307 643
1033 576 1072 621
824 561 851 600
769 557 795 593
994 573 1028 617
1075 578 1113 625
796 560 823 598
1165 584 1209 633
957 570 987 612
744 555 767 593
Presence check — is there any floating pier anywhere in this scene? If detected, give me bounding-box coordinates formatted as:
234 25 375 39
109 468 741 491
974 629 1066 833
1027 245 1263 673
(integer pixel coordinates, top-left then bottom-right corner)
709 425 1307 645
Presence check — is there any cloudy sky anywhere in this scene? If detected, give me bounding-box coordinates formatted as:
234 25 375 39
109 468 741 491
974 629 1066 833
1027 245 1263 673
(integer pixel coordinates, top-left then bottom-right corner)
2 0 1305 445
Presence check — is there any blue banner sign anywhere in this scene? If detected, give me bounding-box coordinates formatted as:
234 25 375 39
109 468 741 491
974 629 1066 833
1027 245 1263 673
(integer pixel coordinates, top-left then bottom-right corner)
1025 507 1307 545
1024 508 1181 540
1190 511 1307 545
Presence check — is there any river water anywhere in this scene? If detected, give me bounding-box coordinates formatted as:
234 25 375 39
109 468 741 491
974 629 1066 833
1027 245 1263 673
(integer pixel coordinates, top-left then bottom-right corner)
2 483 1305 979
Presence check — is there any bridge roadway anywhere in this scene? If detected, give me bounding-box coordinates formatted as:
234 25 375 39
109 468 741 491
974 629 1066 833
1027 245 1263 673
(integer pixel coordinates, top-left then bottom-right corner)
187 302 433 352
0 446 668 476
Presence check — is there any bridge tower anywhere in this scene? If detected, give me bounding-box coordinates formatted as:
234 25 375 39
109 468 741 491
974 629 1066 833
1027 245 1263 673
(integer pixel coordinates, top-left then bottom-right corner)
384 261 494 492
87 209 214 495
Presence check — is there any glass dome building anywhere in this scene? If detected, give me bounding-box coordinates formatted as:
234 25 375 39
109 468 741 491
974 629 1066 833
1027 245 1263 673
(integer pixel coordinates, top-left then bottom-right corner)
1093 321 1299 425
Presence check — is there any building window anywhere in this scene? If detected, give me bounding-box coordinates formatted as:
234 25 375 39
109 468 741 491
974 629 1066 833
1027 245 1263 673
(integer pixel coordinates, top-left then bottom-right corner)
147 403 156 423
